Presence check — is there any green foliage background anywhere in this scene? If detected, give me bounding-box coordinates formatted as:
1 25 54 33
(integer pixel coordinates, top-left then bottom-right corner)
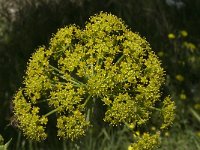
0 0 200 149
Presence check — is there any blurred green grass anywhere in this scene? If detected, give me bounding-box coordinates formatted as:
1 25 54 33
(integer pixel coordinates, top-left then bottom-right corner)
3 126 199 150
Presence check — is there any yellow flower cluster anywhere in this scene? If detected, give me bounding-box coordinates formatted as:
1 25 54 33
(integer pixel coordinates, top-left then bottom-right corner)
24 47 52 104
12 12 175 148
13 89 48 141
161 97 176 129
128 132 160 150
183 41 196 51
57 110 90 140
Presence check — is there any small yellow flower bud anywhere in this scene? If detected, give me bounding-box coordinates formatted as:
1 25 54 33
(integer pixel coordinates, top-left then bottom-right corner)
180 30 188 37
151 126 156 131
194 104 200 110
164 132 170 137
196 131 200 137
168 33 175 39
157 51 164 57
180 93 187 100
175 74 184 82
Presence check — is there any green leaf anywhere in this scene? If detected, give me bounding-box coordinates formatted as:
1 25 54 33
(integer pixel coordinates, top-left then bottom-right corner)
189 107 200 123
0 138 12 150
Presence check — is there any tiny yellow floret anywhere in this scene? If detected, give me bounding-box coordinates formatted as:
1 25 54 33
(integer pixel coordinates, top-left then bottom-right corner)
168 33 175 39
180 30 188 37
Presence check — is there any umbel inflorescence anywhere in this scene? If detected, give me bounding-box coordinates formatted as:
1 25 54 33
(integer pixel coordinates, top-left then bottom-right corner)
12 12 175 149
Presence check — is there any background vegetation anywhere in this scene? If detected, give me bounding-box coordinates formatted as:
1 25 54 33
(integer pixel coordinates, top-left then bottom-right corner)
0 0 200 149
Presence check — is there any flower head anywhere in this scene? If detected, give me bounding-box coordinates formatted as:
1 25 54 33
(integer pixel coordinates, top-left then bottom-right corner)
13 89 47 141
161 96 176 129
57 110 90 140
12 12 175 147
128 132 160 150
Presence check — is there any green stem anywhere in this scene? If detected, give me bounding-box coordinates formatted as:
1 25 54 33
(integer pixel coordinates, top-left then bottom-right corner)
149 106 161 111
189 106 200 123
115 54 125 65
71 76 85 87
52 49 64 54
49 64 85 87
83 94 92 107
44 107 60 117
28 140 33 150
97 57 103 66
49 64 61 73
36 98 51 104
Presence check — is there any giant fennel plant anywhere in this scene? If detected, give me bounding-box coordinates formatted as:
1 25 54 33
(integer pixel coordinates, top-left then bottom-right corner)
12 12 175 149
